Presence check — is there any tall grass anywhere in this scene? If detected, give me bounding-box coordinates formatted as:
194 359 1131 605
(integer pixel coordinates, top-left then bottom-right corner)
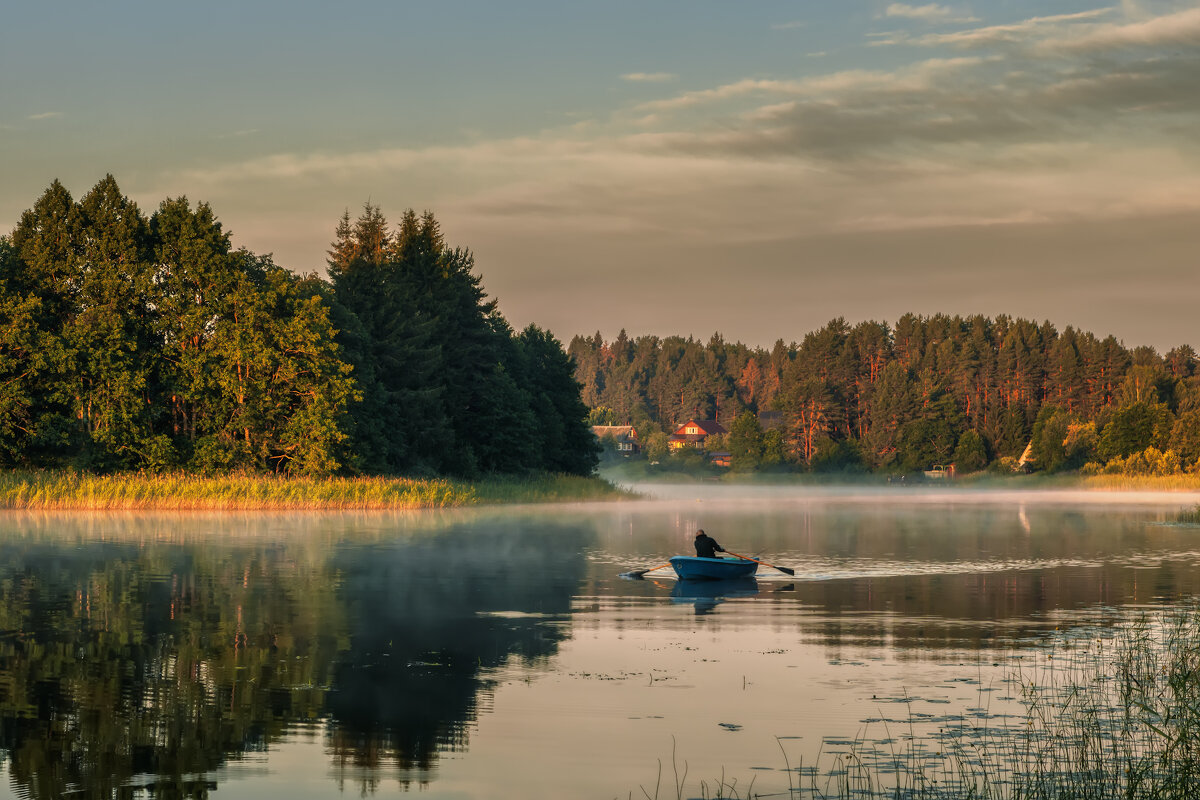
635 608 1200 799
1176 506 1200 524
0 470 632 511
1079 474 1200 492
792 609 1200 799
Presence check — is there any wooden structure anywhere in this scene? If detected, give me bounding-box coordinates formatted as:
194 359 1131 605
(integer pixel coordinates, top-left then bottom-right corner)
591 425 639 455
668 419 728 451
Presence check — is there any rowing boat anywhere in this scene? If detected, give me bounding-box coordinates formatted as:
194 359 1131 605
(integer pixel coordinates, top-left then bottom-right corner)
669 555 757 580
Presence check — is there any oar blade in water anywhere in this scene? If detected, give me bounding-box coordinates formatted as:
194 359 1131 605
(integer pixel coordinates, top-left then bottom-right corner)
620 562 670 579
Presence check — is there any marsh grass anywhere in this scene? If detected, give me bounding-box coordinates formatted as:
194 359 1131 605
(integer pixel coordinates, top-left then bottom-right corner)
0 470 632 511
1079 474 1200 492
637 608 1200 799
793 609 1200 799
1174 506 1200 524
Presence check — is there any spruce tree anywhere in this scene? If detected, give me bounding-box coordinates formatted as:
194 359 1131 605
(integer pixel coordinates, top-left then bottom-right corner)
515 324 598 475
327 204 447 473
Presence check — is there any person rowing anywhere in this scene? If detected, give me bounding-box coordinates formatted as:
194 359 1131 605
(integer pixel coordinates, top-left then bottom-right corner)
693 529 725 559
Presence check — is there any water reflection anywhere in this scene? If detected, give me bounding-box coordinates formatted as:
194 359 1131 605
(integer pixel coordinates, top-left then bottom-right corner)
324 524 586 785
0 512 592 798
669 577 759 614
0 496 1198 799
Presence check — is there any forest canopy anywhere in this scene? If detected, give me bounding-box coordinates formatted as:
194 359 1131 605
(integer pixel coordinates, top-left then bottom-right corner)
570 319 1200 476
0 177 597 477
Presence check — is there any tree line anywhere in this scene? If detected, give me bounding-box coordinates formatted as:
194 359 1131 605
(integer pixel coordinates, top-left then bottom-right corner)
0 177 597 476
569 317 1200 475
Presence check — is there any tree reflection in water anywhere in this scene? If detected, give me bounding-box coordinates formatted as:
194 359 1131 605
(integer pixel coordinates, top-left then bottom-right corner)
0 517 590 798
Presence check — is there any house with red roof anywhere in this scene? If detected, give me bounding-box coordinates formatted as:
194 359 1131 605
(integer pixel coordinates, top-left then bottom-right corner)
667 418 727 451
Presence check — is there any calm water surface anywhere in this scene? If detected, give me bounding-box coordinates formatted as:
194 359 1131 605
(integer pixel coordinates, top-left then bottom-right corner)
2 486 1199 799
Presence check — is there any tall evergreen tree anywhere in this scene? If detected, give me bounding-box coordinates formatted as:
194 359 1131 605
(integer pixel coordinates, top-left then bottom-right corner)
515 324 598 475
327 204 447 473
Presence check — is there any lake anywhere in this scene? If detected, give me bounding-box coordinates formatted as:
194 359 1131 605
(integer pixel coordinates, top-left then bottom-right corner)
1 485 1199 799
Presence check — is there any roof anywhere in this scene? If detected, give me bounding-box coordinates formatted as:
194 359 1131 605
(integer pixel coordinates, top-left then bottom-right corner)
673 419 727 436
591 425 637 439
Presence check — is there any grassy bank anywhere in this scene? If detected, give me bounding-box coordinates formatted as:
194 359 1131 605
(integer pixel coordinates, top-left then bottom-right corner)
1078 473 1200 491
602 460 1200 492
0 470 633 511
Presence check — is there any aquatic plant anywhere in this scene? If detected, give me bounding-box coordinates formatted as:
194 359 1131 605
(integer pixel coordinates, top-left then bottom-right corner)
0 470 632 510
1080 473 1200 491
634 607 1200 799
1174 505 1200 525
800 609 1200 799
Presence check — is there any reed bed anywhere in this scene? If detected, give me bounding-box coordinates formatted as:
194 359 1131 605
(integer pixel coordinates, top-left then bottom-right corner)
1079 474 1200 492
634 608 1200 800
0 470 630 511
1175 506 1200 524
788 608 1200 799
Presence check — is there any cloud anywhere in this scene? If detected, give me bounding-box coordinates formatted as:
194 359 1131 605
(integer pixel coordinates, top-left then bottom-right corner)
882 3 980 25
161 3 1200 287
885 4 953 21
877 8 1113 48
28 111 63 120
621 72 677 82
635 57 983 113
609 3 1200 179
1046 6 1200 51
771 20 806 31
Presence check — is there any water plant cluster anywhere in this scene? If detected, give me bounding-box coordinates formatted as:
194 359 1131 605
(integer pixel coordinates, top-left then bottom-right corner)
0 470 629 510
633 607 1200 799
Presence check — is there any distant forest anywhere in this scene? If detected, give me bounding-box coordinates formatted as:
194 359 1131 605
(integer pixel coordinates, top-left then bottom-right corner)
569 319 1200 475
0 177 597 477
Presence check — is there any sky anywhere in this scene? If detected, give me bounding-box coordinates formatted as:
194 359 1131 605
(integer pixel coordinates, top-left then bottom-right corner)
2 1 1198 351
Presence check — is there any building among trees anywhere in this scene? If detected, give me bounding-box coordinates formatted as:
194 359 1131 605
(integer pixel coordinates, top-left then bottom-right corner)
569 318 1200 477
668 419 728 451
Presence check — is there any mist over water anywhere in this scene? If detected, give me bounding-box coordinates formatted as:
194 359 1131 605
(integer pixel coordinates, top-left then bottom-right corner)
1 486 1199 798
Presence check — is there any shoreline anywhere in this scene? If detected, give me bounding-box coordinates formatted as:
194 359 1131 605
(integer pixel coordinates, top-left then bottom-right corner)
601 466 1200 492
3 469 1198 512
0 471 634 511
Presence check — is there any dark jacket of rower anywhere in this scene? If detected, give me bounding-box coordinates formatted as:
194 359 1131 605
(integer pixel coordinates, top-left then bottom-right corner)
693 529 725 559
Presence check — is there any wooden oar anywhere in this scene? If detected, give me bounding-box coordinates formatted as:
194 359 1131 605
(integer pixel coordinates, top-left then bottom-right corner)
722 550 795 576
622 562 672 579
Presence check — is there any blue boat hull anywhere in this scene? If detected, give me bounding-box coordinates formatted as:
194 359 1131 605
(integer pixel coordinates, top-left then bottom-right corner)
669 556 757 580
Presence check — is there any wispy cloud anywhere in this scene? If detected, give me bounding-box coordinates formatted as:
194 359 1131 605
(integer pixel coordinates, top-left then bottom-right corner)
621 72 677 83
635 57 983 113
874 8 1113 48
1047 6 1200 51
216 128 259 139
771 20 806 31
164 4 1200 269
885 4 953 21
28 111 62 120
